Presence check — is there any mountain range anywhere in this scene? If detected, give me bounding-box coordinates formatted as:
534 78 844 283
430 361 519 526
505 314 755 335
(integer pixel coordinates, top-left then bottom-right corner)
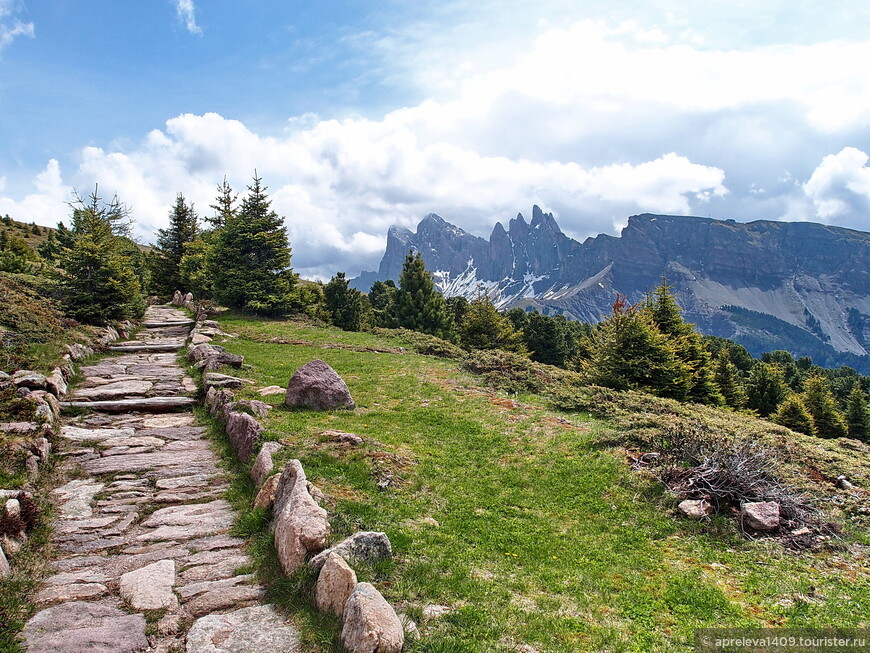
352 207 870 372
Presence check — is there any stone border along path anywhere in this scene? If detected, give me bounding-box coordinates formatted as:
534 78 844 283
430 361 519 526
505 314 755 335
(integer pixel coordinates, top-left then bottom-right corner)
22 305 302 653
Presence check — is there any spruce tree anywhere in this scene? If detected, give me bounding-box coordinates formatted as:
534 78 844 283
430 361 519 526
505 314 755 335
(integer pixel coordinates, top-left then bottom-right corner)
845 385 870 441
459 292 525 352
583 295 690 397
772 394 815 435
644 279 723 404
369 280 398 327
524 311 570 367
713 349 748 409
207 176 237 229
210 173 296 314
152 193 198 294
745 363 789 417
324 272 370 331
391 251 452 338
59 189 144 323
802 374 848 438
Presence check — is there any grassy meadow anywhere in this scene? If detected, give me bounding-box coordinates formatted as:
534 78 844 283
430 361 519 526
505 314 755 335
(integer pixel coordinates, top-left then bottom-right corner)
208 313 870 653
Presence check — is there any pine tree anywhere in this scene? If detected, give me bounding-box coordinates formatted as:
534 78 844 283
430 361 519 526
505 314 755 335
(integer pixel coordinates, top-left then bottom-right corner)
583 295 690 397
772 394 815 435
324 272 370 331
459 292 525 352
390 251 452 338
745 362 789 417
59 189 144 323
713 349 748 409
644 279 723 404
845 385 870 441
802 374 848 438
152 193 198 294
210 173 296 314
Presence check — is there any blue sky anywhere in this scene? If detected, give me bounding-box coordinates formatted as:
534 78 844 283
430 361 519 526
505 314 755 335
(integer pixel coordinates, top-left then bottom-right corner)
2 1 870 278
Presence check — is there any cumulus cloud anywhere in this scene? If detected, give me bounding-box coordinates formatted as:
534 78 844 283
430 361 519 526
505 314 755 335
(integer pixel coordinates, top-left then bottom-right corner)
0 0 34 52
803 147 870 227
175 0 201 35
0 159 69 224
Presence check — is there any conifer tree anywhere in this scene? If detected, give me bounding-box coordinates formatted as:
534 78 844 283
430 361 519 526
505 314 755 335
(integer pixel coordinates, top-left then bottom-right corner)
802 374 848 438
745 363 789 417
209 173 296 314
582 295 689 397
713 349 748 409
369 280 398 327
59 189 144 323
152 193 198 294
207 176 237 229
390 251 452 338
524 311 570 367
772 394 815 435
459 292 525 352
644 279 723 404
845 385 870 441
324 272 370 331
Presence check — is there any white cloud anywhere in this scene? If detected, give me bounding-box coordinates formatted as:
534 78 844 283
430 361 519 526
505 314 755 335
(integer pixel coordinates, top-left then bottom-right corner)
0 0 34 52
175 0 201 35
0 159 69 225
803 147 870 226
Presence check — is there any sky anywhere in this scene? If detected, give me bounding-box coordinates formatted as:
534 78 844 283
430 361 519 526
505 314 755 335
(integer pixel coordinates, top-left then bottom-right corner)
2 1 870 279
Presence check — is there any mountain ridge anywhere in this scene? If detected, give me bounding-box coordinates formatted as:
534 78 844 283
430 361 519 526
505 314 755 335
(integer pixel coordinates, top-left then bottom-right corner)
352 209 870 371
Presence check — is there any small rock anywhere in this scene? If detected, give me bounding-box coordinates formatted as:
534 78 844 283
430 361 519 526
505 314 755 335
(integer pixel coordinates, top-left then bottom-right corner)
204 372 252 390
190 333 212 345
207 387 235 417
0 421 39 434
188 343 218 363
324 429 363 445
26 454 39 480
253 474 281 510
66 343 94 360
791 526 812 536
315 552 357 617
1 535 22 556
221 399 271 422
340 582 404 653
258 385 285 396
45 370 68 398
251 442 283 486
12 370 47 390
172 290 183 305
399 613 421 641
741 501 781 531
0 542 10 578
310 531 392 571
677 499 714 519
157 613 181 635
837 475 856 490
285 360 355 411
5 498 21 519
273 460 329 575
119 559 177 610
422 604 452 621
225 412 264 463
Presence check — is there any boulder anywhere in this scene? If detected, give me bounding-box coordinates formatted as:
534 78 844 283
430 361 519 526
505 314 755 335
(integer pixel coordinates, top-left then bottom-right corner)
225 412 264 462
273 460 329 575
207 388 235 417
12 370 47 390
285 360 355 411
741 501 780 530
253 474 281 510
188 343 219 363
340 582 404 653
45 369 68 398
198 351 245 372
251 442 283 486
119 558 177 610
172 290 184 305
677 499 714 519
310 531 393 571
190 333 213 345
221 399 271 422
315 552 357 617
31 391 60 418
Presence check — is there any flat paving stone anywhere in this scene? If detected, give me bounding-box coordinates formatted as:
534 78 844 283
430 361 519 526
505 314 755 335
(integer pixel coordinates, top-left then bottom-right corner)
23 601 148 653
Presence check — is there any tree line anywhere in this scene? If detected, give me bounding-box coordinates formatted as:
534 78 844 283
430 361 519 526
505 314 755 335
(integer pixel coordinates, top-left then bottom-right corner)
4 173 868 442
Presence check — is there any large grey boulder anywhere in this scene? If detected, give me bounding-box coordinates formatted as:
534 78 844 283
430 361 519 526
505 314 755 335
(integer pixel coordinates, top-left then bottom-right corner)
310 531 393 571
285 360 355 411
340 582 404 653
225 412 263 462
273 460 329 574
741 501 780 530
315 552 357 617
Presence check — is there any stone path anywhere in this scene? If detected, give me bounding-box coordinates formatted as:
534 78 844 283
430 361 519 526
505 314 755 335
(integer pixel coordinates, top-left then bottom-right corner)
22 306 301 653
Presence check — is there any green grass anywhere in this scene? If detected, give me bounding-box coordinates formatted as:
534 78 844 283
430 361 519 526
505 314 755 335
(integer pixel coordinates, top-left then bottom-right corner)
209 315 870 652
